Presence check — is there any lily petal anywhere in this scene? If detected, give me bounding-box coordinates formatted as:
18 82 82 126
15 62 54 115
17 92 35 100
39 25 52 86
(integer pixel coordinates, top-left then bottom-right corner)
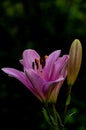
25 69 46 101
48 81 63 103
44 77 64 100
50 55 69 80
19 59 23 65
43 50 61 80
1 67 43 101
23 49 40 69
1 68 31 87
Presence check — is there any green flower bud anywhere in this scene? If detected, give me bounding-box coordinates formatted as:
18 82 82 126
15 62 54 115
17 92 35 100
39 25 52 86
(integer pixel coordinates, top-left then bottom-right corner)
67 39 82 86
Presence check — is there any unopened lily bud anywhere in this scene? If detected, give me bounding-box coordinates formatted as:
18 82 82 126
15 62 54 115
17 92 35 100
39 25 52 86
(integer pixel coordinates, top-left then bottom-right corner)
67 39 82 86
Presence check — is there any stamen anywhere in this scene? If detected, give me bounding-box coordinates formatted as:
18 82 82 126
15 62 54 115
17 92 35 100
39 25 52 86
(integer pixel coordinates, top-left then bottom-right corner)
32 56 48 72
35 58 40 70
40 55 48 68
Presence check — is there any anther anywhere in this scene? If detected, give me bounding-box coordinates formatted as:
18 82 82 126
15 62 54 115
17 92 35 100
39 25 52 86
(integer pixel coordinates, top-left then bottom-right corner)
35 58 40 69
44 55 48 59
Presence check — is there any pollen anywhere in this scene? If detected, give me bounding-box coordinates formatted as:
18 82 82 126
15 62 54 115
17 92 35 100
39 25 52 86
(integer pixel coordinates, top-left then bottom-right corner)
44 55 48 59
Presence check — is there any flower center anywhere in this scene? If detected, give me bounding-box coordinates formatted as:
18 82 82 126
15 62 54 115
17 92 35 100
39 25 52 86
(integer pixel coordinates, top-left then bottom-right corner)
32 56 48 75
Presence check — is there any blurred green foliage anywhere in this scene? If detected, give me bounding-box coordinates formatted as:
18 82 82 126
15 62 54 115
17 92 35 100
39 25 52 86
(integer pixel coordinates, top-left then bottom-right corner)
0 0 86 129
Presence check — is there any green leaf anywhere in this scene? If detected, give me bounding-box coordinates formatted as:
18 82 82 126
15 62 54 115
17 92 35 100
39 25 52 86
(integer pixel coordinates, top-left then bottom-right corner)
66 95 71 105
64 108 78 124
42 107 50 124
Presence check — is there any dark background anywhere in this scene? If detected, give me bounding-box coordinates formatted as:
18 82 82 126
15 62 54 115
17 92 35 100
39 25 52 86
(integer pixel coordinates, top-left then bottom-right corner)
0 0 86 129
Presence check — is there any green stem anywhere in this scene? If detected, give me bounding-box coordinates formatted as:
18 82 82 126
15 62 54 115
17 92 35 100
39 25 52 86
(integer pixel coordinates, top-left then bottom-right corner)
44 103 64 130
52 104 60 130
44 104 54 127
64 85 72 122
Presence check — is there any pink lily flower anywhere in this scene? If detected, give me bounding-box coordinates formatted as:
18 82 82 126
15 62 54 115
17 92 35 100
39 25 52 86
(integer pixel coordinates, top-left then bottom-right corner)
1 49 68 103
